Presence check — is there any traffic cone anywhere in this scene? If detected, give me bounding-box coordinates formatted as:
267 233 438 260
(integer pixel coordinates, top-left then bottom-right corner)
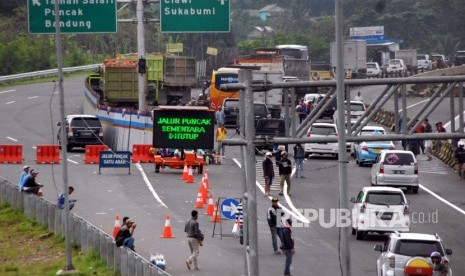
112 215 121 239
160 214 175 238
210 201 221 222
200 178 208 204
194 192 204 209
185 166 195 183
181 162 188 180
205 195 214 215
203 170 209 189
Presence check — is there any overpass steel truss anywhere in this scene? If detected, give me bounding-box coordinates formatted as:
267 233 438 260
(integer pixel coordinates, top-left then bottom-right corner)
222 75 465 146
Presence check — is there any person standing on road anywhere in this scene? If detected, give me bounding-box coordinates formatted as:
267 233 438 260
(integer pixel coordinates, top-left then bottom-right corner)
263 152 275 197
436 122 446 133
455 141 465 179
281 218 295 276
115 219 137 251
353 91 364 102
423 118 433 161
416 120 425 154
18 165 30 190
278 151 292 196
215 106 225 125
185 210 204 270
267 196 283 254
215 124 227 158
293 143 305 178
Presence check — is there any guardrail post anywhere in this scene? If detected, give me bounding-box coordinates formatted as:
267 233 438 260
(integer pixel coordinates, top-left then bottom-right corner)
0 180 6 204
92 227 100 252
106 236 115 268
99 231 107 260
114 243 121 272
80 220 88 253
135 255 143 275
121 248 129 276
73 216 81 246
48 203 56 233
127 251 136 276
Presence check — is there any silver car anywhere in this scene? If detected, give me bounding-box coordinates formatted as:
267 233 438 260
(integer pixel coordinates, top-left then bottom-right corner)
370 150 419 194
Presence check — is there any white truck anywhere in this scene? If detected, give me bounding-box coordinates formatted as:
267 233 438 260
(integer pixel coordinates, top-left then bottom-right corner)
395 49 418 72
330 40 367 79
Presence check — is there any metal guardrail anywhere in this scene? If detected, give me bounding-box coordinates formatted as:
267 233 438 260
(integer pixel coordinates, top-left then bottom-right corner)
0 64 101 83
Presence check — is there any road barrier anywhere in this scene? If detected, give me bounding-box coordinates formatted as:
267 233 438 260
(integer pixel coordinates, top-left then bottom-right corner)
0 144 23 164
131 144 155 163
0 177 172 276
84 145 109 164
35 145 60 164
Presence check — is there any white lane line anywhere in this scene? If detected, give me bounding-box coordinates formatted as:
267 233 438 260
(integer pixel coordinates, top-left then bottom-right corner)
6 137 18 142
399 99 430 112
67 159 79 164
6 101 15 105
232 158 309 223
0 89 15 94
135 162 167 208
27 96 39 99
96 212 107 215
443 111 465 130
420 184 465 216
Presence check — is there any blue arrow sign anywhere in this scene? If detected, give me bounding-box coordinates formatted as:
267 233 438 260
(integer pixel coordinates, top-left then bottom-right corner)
220 198 240 220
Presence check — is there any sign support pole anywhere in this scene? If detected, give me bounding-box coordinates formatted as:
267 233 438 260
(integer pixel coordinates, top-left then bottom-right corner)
137 0 147 110
54 1 75 274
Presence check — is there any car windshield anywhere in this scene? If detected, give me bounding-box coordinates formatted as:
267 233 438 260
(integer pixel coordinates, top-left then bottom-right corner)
367 63 377 68
71 118 101 127
254 104 267 116
360 129 385 135
311 126 336 135
389 60 401 65
395 240 443 257
365 192 404 205
417 55 427 60
350 103 365 111
224 100 239 108
383 153 415 165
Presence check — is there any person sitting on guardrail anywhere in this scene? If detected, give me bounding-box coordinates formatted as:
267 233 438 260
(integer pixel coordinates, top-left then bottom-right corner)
17 165 30 190
22 170 43 196
57 186 77 210
115 219 137 251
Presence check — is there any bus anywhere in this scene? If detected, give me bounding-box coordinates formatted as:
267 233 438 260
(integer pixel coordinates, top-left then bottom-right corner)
276 44 309 60
209 67 240 111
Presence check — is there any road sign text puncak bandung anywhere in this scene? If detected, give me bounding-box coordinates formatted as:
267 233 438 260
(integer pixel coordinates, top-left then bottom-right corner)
28 0 117 34
160 0 230 33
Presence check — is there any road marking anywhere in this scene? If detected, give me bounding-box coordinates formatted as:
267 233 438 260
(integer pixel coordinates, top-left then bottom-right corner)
135 162 167 208
420 184 465 216
6 137 18 142
233 158 309 223
67 159 79 164
0 89 15 94
95 212 107 215
418 171 448 175
27 96 39 99
398 99 430 112
443 111 465 130
6 101 15 105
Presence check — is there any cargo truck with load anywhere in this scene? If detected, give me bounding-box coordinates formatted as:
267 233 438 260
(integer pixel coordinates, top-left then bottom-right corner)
330 40 367 79
87 54 196 107
395 49 418 73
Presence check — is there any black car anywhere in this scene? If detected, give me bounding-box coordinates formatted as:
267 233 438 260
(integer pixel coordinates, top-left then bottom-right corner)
254 118 286 153
57 115 104 151
222 98 269 128
312 95 337 121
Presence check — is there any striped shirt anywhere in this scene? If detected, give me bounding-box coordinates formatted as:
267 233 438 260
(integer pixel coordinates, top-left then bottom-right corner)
236 202 243 226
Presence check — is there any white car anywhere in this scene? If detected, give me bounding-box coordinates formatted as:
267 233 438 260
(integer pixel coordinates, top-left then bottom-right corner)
374 232 453 276
304 123 339 159
350 126 387 156
417 54 432 70
333 101 366 127
366 62 381 77
350 187 410 240
386 59 406 73
371 150 419 194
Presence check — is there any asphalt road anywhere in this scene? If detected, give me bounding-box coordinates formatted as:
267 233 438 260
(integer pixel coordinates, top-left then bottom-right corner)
0 77 464 275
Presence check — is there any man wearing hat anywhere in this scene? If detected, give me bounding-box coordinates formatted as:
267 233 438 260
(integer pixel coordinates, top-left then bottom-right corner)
23 170 43 196
18 165 30 190
278 151 292 196
262 152 275 197
267 196 284 254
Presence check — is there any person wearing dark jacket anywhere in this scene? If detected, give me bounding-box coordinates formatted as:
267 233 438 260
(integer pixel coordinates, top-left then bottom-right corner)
278 151 292 196
455 141 465 179
115 219 137 251
23 170 43 196
267 196 284 254
281 218 295 276
185 210 204 270
293 143 305 178
262 152 275 196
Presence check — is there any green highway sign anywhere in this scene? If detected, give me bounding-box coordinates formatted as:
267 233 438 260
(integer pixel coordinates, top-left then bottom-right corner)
28 0 117 34
161 0 230 33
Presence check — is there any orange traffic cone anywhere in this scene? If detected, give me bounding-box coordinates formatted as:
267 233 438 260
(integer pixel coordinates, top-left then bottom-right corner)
203 170 209 189
185 166 195 183
181 162 188 180
205 195 214 215
194 192 204 209
160 214 175 238
112 215 121 239
210 201 221 222
200 179 208 204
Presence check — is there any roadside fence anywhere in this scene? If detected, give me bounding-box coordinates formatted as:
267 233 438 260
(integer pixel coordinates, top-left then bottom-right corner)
0 177 172 276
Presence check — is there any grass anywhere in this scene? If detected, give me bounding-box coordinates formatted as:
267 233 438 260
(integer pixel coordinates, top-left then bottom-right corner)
0 203 118 276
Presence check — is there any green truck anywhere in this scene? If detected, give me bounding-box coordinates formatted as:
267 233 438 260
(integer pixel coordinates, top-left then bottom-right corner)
89 54 196 107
